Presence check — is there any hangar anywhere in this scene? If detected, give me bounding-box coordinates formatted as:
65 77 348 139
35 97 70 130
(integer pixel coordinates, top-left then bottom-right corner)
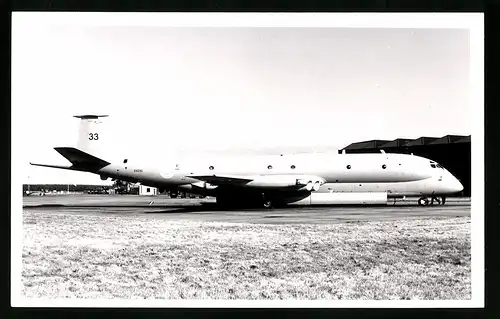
340 135 471 197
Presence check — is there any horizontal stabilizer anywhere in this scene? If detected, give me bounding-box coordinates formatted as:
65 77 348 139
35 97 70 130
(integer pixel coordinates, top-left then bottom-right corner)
29 163 74 170
53 147 110 172
189 175 253 186
73 115 109 119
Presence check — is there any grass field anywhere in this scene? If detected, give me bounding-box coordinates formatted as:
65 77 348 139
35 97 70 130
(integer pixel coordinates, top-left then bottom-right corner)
21 211 471 300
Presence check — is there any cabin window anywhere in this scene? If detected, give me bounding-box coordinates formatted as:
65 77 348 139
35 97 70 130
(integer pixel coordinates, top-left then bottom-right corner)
430 164 436 168
382 164 387 169
147 188 150 192
209 166 214 170
291 165 296 169
346 165 351 169
123 159 128 164
268 165 273 170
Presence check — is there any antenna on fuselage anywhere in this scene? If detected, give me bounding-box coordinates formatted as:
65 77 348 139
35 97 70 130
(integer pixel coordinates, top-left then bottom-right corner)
380 150 386 154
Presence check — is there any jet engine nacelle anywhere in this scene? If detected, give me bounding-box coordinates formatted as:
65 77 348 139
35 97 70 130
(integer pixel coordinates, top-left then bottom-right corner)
300 180 323 192
295 176 326 192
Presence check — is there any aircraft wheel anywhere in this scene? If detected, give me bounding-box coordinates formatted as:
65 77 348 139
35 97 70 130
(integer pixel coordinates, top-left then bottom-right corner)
263 200 273 209
433 196 442 205
418 197 429 206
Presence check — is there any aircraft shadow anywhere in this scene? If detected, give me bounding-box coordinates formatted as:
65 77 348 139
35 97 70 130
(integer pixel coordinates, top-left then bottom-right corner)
144 204 279 214
142 203 465 214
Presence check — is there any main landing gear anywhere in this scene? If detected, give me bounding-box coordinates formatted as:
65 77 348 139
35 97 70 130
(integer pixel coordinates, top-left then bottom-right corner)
418 196 446 206
263 200 273 209
262 193 273 209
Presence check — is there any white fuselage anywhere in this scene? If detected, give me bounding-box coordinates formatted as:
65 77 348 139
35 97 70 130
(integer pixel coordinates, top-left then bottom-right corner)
97 152 463 198
31 115 464 207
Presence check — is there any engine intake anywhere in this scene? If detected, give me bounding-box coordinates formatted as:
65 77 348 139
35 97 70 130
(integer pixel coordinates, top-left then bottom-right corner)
296 177 325 192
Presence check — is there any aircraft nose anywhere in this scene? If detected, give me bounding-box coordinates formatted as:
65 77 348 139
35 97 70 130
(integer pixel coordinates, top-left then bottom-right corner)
450 176 464 193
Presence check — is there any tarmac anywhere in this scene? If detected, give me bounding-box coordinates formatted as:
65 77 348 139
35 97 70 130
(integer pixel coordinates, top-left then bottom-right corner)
22 194 471 225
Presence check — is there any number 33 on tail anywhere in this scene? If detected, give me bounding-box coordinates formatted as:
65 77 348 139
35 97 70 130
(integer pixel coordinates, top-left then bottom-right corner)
88 133 99 140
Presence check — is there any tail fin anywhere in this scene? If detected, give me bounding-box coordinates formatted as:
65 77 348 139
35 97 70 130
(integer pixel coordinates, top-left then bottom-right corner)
74 115 108 157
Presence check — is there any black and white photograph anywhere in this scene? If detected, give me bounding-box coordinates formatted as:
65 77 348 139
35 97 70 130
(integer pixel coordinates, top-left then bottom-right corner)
11 12 484 307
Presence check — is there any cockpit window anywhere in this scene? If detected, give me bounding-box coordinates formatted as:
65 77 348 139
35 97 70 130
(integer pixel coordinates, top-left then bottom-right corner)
430 161 445 169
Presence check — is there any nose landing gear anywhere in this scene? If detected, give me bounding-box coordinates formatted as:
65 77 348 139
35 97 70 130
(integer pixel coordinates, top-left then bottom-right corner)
418 196 446 206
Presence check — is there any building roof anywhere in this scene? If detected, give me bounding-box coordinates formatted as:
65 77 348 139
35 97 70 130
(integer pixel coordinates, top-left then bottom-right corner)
405 136 440 146
454 135 471 143
428 135 471 145
342 139 392 150
342 134 470 150
379 138 414 148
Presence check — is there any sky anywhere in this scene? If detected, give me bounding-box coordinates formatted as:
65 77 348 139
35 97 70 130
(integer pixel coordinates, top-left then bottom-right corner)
12 13 475 184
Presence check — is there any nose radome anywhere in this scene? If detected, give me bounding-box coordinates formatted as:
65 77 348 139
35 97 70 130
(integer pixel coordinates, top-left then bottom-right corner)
452 176 464 193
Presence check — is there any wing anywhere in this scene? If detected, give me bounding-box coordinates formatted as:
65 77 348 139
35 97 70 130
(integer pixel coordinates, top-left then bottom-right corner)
189 174 325 190
189 175 253 186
